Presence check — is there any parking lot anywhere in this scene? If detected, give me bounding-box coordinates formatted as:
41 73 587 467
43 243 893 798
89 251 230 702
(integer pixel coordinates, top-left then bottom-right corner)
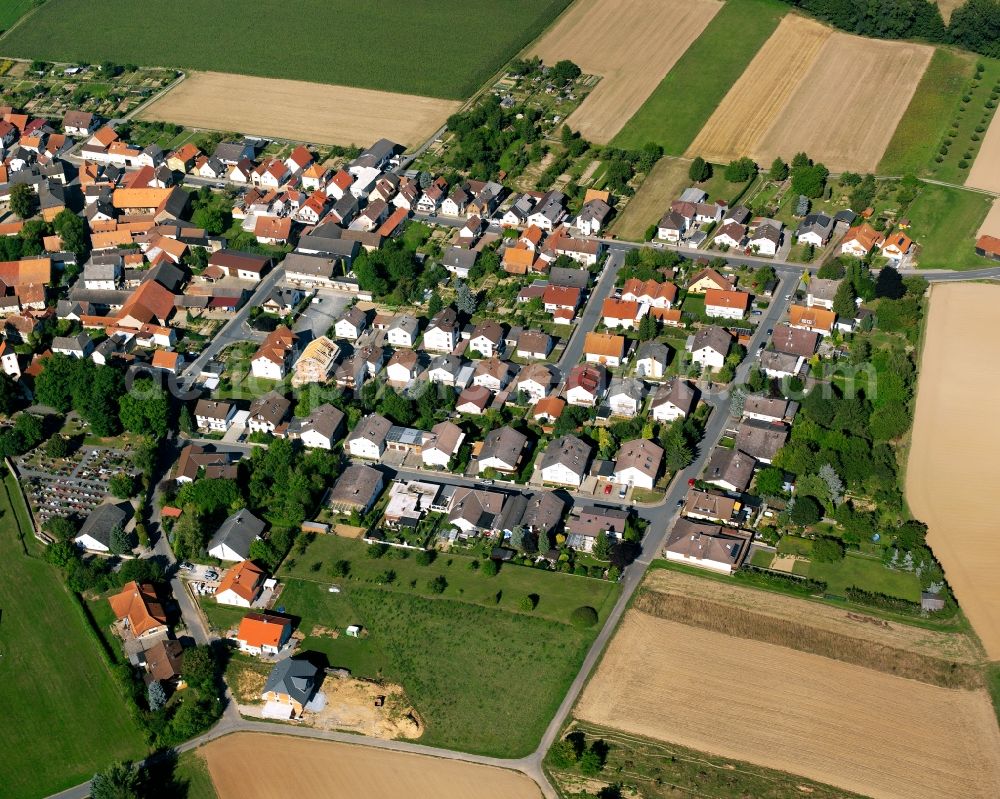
293 290 350 340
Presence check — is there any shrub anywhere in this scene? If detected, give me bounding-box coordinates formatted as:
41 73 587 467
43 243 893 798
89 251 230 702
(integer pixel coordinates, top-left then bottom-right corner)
366 543 388 559
416 549 436 566
481 559 499 576
811 536 845 563
959 160 970 169
330 559 351 578
519 594 537 611
571 606 598 628
427 575 447 594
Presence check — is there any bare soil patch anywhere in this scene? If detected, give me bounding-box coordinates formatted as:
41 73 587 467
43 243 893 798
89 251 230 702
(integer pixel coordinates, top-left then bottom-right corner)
309 675 421 739
643 568 982 663
531 0 722 144
753 32 932 172
577 610 1000 799
203 732 543 799
613 157 691 239
686 14 830 163
636 584 982 688
139 71 460 147
966 111 1000 192
907 283 1000 659
977 197 1000 237
937 0 965 22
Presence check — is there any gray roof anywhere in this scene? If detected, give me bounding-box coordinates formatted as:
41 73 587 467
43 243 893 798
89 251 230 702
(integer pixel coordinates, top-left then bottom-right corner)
347 413 392 445
329 464 384 507
637 341 670 365
298 403 345 441
282 252 338 279
652 378 697 415
736 419 789 462
608 376 646 403
796 213 834 238
548 267 590 290
52 332 91 352
388 314 420 337
691 326 732 357
807 277 841 302
760 350 801 374
743 395 790 420
538 434 592 476
83 260 120 281
480 426 528 469
263 658 318 707
704 447 756 493
443 246 478 270
207 509 265 559
518 491 566 535
247 391 291 426
77 502 131 548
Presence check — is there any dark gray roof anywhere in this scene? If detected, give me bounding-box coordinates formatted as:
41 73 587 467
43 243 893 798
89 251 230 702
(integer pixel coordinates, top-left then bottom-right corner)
703 447 756 493
282 252 338 279
549 266 590 289
443 246 478 270
538 434 592 476
77 502 131 548
480 426 528 468
518 491 566 535
263 658 318 706
207 509 265 559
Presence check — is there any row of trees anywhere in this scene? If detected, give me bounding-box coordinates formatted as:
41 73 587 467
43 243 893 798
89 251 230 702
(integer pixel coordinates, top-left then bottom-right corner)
781 0 1000 59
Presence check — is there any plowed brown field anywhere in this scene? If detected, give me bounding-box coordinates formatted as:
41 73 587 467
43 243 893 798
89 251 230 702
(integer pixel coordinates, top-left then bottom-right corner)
576 611 1000 799
686 14 830 163
754 33 932 172
203 733 543 799
907 283 1000 659
531 0 721 144
139 71 460 147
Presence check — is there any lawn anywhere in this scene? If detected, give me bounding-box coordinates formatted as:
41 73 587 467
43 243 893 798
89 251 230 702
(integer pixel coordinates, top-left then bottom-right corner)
805 552 922 602
878 48 975 176
1 0 571 99
0 475 146 799
612 0 786 154
0 0 35 31
906 182 993 269
275 534 620 756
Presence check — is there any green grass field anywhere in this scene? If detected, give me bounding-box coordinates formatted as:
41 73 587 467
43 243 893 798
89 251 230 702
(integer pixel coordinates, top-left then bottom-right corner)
907 182 993 269
0 475 145 799
0 0 35 32
805 553 922 601
275 534 619 756
0 0 571 99
878 48 975 176
612 0 786 154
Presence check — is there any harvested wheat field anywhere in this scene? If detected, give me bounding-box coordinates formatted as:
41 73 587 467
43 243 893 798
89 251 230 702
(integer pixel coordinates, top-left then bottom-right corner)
204 733 543 799
966 112 1000 192
613 157 691 239
908 283 1000 659
686 14 830 163
976 197 1000 237
139 72 460 147
754 33 932 172
577 611 1000 799
643 568 983 664
531 0 721 143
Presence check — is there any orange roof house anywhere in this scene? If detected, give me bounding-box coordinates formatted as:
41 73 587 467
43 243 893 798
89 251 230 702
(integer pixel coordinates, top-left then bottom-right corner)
90 126 119 148
840 223 884 257
584 332 626 364
113 187 173 211
788 304 836 335
216 560 266 606
237 612 292 654
704 289 751 316
533 395 566 423
118 279 176 328
254 215 292 243
602 297 640 322
109 581 168 639
881 231 913 259
687 267 734 294
976 234 1000 260
0 257 52 288
503 244 537 274
151 349 180 372
542 284 581 310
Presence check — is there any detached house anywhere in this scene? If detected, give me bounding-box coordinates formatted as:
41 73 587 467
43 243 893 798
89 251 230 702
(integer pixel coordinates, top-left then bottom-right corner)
291 336 339 387
840 223 884 258
251 326 296 380
607 377 646 418
614 439 663 490
194 399 236 432
386 314 420 348
687 267 733 294
805 278 841 311
109 581 168 639
346 413 392 459
584 332 625 368
788 304 836 337
329 464 385 514
424 308 459 353
881 231 913 265
574 198 612 235
516 362 556 401
478 425 528 474
293 403 345 450
334 306 369 341
635 341 670 380
704 289 750 320
262 658 319 719
237 612 291 656
689 326 732 370
516 329 552 360
469 320 504 358
421 421 465 468
208 509 266 562
601 298 644 330
566 363 607 407
536 434 592 488
215 560 266 608
656 210 686 243
651 377 696 422
795 213 835 247
665 518 748 574
247 391 291 434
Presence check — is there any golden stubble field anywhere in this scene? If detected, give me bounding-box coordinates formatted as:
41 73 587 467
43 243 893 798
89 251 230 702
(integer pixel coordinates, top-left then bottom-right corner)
613 157 691 239
531 0 721 144
576 611 1000 799
907 282 1000 659
966 115 1000 192
203 733 543 799
139 72 461 147
687 15 931 172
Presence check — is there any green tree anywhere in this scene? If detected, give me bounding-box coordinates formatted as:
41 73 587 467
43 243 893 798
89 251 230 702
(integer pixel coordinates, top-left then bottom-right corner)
427 575 448 594
661 421 693 470
832 279 857 319
118 378 170 438
769 157 789 181
789 495 823 527
550 59 581 84
109 473 136 499
755 466 785 497
147 679 167 711
427 291 443 317
636 313 657 341
481 558 499 576
53 209 90 260
455 281 477 314
181 644 217 691
724 156 756 183
688 156 711 183
90 761 141 799
43 515 78 541
812 537 845 563
875 265 905 299
109 523 133 555
592 530 611 560
9 183 34 220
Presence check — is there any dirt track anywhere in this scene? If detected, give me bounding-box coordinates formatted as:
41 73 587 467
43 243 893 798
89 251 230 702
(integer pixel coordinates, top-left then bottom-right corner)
576 611 1000 799
907 283 1000 659
139 71 460 147
531 0 721 144
203 733 543 799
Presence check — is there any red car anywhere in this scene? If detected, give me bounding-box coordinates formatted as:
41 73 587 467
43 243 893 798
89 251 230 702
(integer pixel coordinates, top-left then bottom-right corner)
604 483 613 495
688 478 696 487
